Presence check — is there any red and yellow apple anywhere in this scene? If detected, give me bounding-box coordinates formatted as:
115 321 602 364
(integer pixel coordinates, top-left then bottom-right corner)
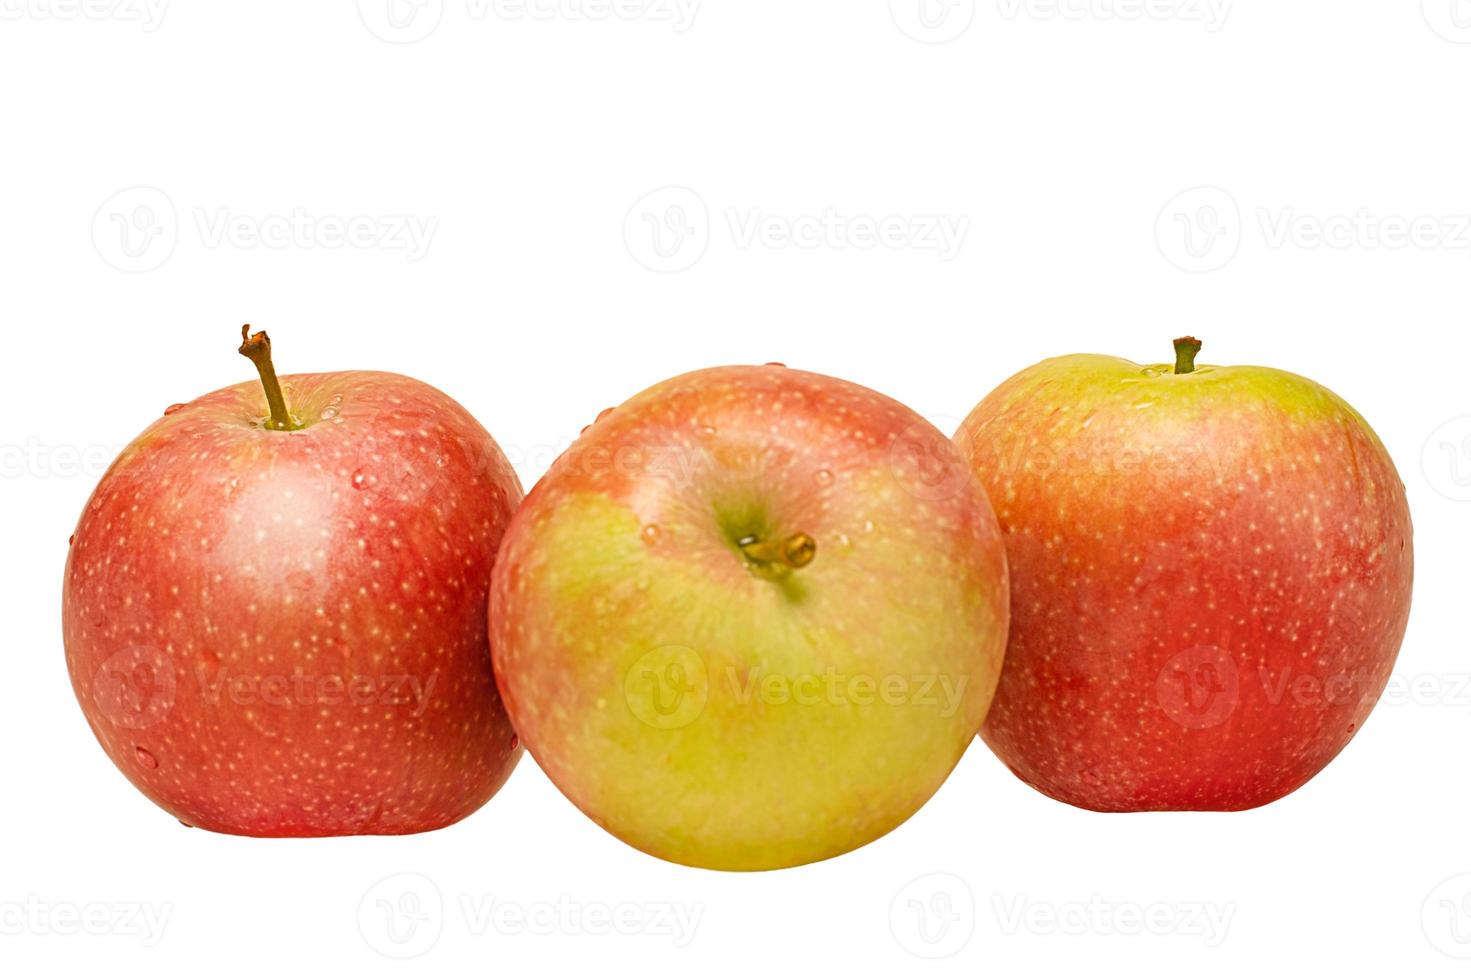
490 365 1010 870
63 328 524 835
955 338 1413 811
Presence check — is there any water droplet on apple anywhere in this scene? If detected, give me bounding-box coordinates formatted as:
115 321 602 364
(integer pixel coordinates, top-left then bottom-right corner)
1079 767 1101 786
862 519 876 534
135 747 159 769
351 469 375 491
814 470 834 487
1141 367 1161 378
580 424 592 436
179 820 193 828
641 525 661 544
596 407 615 423
68 533 75 546
696 425 717 440
509 733 519 751
163 403 187 416
1347 723 1356 733
320 407 338 421
764 361 787 368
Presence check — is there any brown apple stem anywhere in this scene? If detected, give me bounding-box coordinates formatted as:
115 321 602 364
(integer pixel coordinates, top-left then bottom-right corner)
739 533 817 575
1173 336 1203 375
238 325 301 431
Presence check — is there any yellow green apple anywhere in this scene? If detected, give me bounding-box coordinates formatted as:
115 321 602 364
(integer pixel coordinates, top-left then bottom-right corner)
490 365 1009 870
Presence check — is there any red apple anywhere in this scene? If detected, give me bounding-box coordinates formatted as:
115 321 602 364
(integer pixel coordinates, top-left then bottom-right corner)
955 338 1413 811
490 364 1009 870
62 328 524 835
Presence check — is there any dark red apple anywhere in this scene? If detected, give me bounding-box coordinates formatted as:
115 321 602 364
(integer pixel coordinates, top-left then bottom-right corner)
955 338 1413 811
62 328 523 835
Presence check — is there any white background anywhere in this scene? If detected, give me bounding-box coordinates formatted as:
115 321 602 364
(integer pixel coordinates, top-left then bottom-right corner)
3 1 1469 976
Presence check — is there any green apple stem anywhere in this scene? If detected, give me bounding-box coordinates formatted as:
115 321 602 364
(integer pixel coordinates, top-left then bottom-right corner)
739 533 817 577
1173 336 1203 375
238 325 301 431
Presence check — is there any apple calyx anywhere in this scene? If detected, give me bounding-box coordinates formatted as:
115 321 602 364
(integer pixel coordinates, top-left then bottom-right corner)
238 325 303 431
738 532 817 579
1172 336 1203 375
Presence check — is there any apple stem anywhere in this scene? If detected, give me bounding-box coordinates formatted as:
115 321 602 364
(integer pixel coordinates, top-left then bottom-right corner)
238 325 301 431
739 533 817 576
1173 336 1203 375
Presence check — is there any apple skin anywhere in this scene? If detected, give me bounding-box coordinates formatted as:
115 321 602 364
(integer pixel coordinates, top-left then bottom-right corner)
63 370 524 835
490 365 1010 871
954 351 1413 812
